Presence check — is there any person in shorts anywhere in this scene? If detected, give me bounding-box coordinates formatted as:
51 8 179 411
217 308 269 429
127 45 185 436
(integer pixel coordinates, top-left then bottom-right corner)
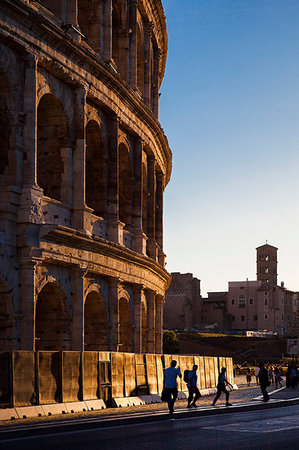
163 360 182 413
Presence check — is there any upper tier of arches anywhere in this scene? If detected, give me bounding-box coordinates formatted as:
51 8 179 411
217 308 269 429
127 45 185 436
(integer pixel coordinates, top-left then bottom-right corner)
35 0 167 116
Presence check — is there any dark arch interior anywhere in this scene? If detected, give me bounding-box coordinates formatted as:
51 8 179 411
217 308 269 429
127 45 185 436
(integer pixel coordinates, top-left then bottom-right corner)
37 94 68 202
35 282 70 350
86 120 106 218
84 291 107 350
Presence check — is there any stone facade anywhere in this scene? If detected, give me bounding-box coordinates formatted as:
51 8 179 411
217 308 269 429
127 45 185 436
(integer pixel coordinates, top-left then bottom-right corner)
0 0 172 353
163 273 202 330
201 292 230 331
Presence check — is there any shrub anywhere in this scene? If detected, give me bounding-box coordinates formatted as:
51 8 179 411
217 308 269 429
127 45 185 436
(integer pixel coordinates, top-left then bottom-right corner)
163 330 179 354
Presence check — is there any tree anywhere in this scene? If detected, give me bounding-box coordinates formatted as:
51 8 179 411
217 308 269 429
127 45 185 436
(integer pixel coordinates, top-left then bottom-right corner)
163 330 179 354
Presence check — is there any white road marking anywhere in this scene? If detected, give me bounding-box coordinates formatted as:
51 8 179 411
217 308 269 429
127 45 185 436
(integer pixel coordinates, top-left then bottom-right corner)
203 416 299 434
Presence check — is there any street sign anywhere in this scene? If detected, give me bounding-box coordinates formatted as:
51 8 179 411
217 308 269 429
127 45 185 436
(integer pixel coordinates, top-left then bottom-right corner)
287 338 299 355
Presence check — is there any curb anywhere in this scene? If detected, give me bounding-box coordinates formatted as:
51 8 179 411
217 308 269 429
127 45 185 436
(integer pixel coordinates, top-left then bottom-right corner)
0 395 299 441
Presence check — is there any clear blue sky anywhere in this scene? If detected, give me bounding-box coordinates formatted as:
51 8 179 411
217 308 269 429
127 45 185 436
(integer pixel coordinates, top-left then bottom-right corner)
160 0 299 296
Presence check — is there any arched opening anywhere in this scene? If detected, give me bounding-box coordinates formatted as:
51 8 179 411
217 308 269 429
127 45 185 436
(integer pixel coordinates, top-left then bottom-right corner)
0 69 10 179
84 291 107 350
136 13 145 96
86 120 106 218
112 0 127 79
141 300 147 353
119 297 132 352
119 142 132 230
142 160 148 235
78 0 101 53
0 278 14 350
35 282 70 350
37 94 68 202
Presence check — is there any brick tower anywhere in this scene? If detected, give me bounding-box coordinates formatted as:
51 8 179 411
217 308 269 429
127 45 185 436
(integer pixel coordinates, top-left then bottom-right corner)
256 243 278 286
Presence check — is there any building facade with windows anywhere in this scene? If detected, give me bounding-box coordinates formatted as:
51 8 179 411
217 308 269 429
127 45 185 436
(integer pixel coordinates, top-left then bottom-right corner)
227 244 298 332
0 0 171 353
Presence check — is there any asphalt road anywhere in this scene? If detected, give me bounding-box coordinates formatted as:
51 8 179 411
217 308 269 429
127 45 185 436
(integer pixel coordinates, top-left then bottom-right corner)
1 404 299 450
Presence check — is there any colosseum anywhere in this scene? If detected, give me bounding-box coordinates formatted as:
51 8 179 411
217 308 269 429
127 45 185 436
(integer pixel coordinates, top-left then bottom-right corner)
0 0 172 354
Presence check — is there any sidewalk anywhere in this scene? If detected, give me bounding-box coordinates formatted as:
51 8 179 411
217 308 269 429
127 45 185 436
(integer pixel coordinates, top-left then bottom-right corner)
1 380 298 428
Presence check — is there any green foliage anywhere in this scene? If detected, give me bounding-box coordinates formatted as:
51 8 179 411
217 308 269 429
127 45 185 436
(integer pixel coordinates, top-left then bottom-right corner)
163 330 179 354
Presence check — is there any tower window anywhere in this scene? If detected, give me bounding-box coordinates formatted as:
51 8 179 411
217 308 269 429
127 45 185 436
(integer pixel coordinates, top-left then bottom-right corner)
238 295 246 308
254 315 258 321
264 314 268 319
264 298 268 305
241 315 245 322
249 298 254 305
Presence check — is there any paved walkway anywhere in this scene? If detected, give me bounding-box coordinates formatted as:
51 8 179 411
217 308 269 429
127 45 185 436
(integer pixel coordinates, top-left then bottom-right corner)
1 377 298 427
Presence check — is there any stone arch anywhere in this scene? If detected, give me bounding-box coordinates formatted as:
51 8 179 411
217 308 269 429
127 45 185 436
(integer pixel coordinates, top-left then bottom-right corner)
141 297 147 353
118 290 132 352
136 11 145 96
0 68 11 180
85 119 107 218
119 139 133 230
84 287 107 351
37 93 68 202
112 0 128 79
0 276 14 350
35 282 70 350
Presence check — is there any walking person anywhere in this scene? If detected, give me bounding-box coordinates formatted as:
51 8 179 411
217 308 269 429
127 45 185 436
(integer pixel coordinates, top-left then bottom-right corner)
163 360 182 414
254 365 260 385
246 367 252 386
269 366 274 385
212 367 233 407
258 363 270 402
274 366 282 389
187 365 201 408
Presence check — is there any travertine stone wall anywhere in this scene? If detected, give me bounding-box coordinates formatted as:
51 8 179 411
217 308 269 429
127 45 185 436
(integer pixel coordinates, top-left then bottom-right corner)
0 1 171 353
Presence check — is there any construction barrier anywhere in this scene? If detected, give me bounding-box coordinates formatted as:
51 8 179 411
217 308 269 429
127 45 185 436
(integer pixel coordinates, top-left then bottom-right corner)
0 351 234 408
0 352 10 406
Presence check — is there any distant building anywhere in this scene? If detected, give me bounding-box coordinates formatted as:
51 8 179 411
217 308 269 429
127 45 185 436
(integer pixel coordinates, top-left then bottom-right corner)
201 292 230 331
227 244 298 333
164 273 202 330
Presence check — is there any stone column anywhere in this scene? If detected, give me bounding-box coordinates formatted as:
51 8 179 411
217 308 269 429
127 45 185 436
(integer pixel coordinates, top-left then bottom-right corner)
132 137 147 254
72 86 92 233
60 147 73 205
18 55 43 248
22 54 37 187
143 21 153 107
133 284 143 353
129 0 138 89
20 259 38 350
103 0 112 62
146 290 156 353
155 295 164 354
155 172 165 266
146 155 158 261
108 277 120 351
151 47 160 118
107 115 124 244
71 267 86 350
